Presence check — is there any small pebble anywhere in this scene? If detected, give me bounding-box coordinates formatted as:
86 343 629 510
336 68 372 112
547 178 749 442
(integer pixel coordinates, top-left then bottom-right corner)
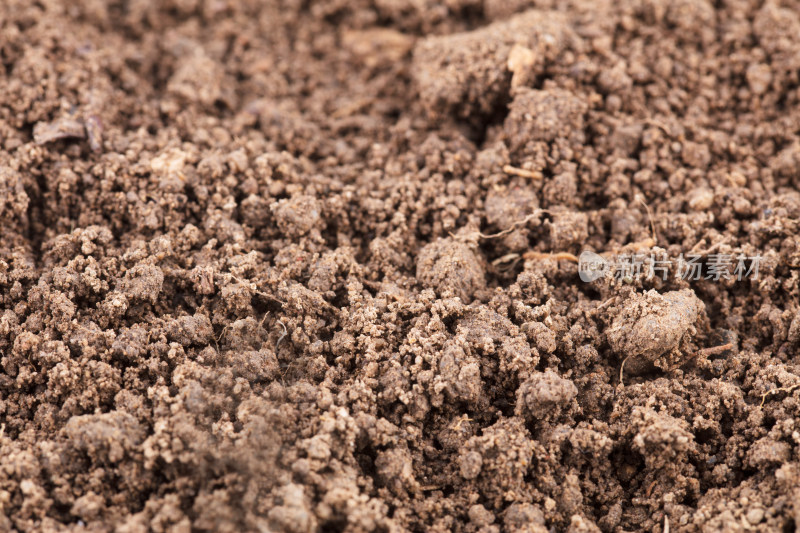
745 508 764 525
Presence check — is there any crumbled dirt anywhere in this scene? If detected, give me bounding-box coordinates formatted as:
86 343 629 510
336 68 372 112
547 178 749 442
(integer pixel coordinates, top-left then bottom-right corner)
1 1 800 532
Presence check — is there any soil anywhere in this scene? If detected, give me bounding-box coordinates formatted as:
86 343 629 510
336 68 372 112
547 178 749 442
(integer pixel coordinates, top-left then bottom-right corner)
1 1 800 532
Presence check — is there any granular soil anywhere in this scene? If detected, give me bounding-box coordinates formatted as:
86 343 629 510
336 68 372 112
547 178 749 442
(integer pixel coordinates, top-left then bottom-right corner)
1 1 800 532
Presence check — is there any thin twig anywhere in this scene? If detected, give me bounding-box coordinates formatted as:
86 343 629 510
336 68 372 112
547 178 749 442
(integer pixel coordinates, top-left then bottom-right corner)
277 320 294 381
227 274 286 305
275 320 288 354
493 254 523 273
638 196 658 246
589 297 615 318
503 164 543 179
697 342 733 357
492 253 520 266
523 251 579 263
619 355 631 387
215 324 230 351
689 235 730 255
760 383 800 407
596 297 615 311
477 212 542 239
684 342 734 364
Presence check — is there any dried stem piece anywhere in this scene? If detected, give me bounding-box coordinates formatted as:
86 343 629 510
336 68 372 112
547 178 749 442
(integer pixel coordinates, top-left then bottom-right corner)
696 343 734 357
523 251 579 263
760 384 800 407
503 165 543 179
33 118 86 145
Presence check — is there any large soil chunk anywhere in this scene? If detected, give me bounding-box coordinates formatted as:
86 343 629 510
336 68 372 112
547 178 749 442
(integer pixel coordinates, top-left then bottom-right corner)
504 87 588 153
412 10 574 119
118 263 164 304
516 370 578 421
607 289 704 374
271 195 322 237
457 418 536 504
416 237 485 301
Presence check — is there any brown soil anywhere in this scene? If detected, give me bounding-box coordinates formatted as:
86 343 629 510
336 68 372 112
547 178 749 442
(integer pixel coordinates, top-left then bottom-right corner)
1 1 800 532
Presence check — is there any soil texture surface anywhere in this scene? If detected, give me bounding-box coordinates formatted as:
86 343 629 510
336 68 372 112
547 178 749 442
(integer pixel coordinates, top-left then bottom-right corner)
2 0 800 532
